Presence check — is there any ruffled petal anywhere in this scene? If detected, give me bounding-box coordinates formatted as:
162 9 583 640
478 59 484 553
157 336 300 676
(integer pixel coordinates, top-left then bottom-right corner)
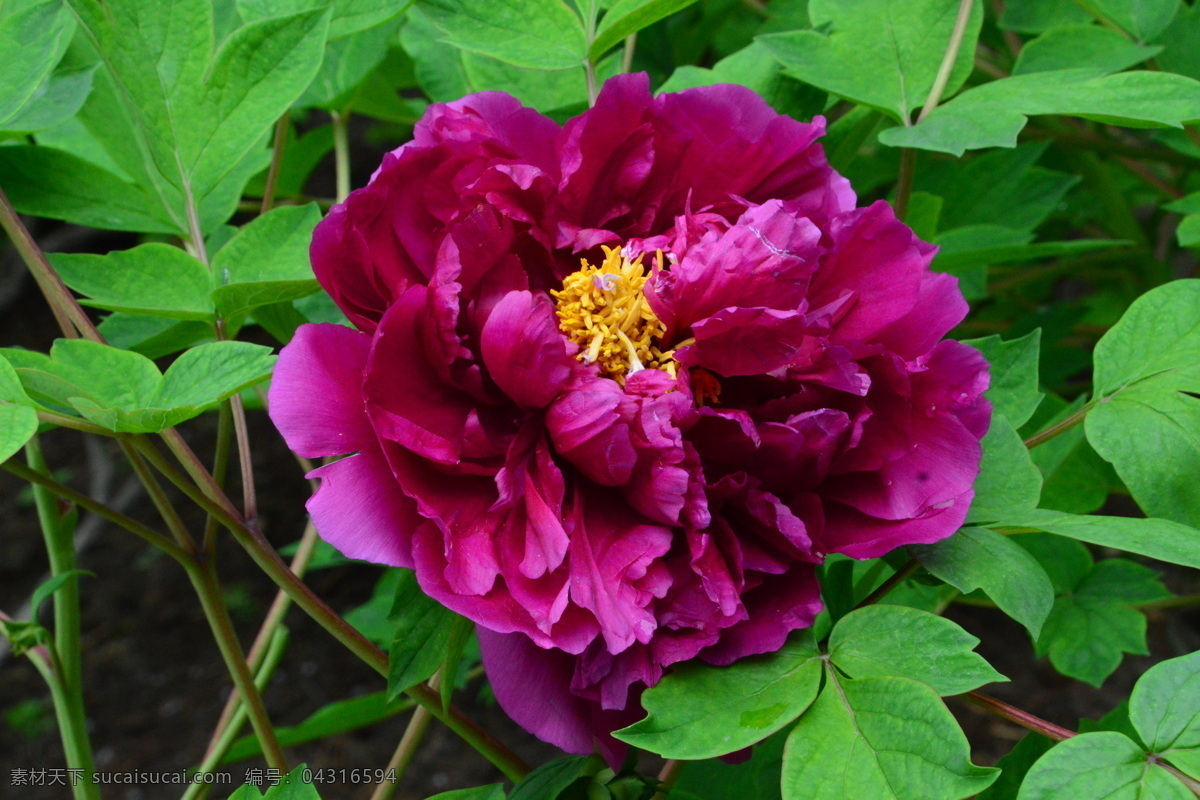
479 291 578 409
269 323 376 458
305 449 419 568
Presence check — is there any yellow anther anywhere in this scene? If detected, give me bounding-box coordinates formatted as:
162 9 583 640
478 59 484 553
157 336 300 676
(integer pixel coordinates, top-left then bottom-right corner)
551 246 673 384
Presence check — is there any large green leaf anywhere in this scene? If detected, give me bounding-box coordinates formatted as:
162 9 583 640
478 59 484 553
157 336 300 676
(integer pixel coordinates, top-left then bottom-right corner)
1017 732 1192 800
964 331 1043 428
782 670 998 800
418 0 587 70
881 69 1200 155
829 605 1006 695
1034 559 1168 686
0 146 176 233
0 0 75 125
591 0 700 59
1 340 275 433
967 416 1044 524
759 0 983 123
1129 650 1200 777
237 0 410 39
1013 24 1160 76
1001 509 1200 572
912 526 1055 637
0 358 39 463
66 0 329 233
615 632 822 759
1026 394 1114 515
1078 0 1178 42
0 64 97 137
1086 280 1200 526
50 244 215 321
507 757 592 800
659 41 825 119
211 204 322 320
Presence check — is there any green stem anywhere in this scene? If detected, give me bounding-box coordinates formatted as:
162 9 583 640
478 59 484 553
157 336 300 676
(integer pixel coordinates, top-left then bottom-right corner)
28 646 100 800
36 409 116 438
331 112 351 204
916 0 974 123
1024 403 1092 449
186 560 288 772
26 438 83 690
260 115 290 215
369 674 441 800
120 440 195 552
0 185 102 342
1 457 189 563
203 521 319 761
184 627 290 800
20 440 99 799
203 402 234 554
620 33 637 73
230 393 258 525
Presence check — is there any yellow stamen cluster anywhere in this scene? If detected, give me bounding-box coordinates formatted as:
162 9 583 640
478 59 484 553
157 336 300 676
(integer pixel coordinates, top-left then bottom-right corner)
552 246 677 383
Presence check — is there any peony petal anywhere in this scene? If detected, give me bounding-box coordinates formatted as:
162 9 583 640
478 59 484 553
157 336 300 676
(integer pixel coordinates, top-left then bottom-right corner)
820 490 974 560
364 286 481 465
684 306 813 376
700 565 823 665
479 291 577 409
305 449 419 568
269 323 376 458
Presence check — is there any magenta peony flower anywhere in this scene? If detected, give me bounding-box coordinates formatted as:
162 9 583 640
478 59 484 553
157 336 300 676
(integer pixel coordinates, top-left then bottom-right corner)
269 74 990 764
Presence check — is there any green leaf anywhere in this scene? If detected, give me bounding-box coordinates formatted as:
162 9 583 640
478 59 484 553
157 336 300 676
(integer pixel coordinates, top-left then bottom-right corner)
295 20 400 109
1026 394 1114 514
1034 559 1166 686
387 570 458 700
672 731 786 800
1092 281 1200 395
50 245 215 321
829 605 1006 695
1000 0 1092 32
0 0 75 125
96 314 214 360
223 691 410 763
507 756 592 800
1 65 98 137
615 632 823 759
67 0 330 232
29 570 94 620
211 204 322 319
1017 732 1192 800
1156 2 1200 82
967 416 1044 523
782 671 998 800
1130 650 1200 777
919 144 1079 234
964 331 1043 428
418 0 588 70
592 0 700 59
0 358 39 463
427 786 506 800
912 526 1055 637
759 0 984 123
880 69 1200 155
1079 0 1179 42
439 615 473 711
0 146 176 233
1013 24 1161 76
181 9 332 200
1085 281 1200 526
659 41 825 119
3 340 275 433
237 0 410 39
1002 509 1200 572
460 53 590 114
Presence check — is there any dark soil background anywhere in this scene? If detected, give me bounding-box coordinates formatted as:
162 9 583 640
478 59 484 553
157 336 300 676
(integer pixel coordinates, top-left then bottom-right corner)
2 216 1199 800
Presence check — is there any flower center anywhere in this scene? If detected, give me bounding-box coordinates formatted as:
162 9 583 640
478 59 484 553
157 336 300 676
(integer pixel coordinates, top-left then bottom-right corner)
552 246 678 384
